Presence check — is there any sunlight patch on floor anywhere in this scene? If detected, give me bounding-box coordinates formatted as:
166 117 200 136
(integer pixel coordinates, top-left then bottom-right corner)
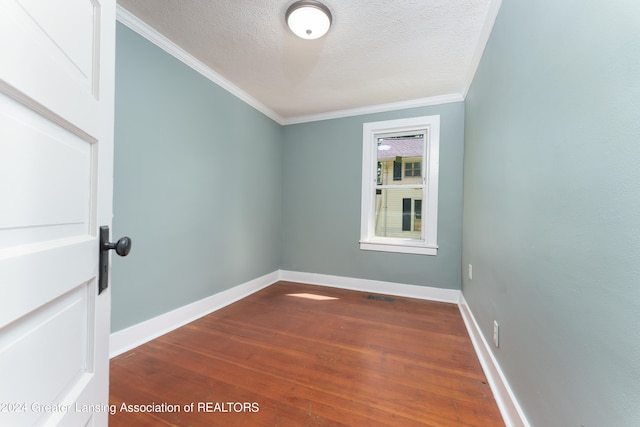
286 293 338 301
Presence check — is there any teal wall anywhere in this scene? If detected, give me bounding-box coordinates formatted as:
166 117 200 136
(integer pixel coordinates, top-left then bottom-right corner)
282 103 465 289
113 22 464 334
114 4 640 422
462 1 640 426
112 24 283 332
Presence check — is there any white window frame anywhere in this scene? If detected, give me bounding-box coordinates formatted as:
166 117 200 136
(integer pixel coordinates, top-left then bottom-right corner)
360 115 440 256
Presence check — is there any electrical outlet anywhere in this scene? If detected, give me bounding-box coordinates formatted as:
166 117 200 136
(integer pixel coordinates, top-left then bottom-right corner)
468 264 473 280
493 320 499 348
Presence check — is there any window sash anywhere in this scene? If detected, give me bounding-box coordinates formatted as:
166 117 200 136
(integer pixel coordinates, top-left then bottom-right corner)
360 115 440 256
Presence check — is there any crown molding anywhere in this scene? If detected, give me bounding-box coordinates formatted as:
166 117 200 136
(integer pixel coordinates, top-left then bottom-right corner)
116 4 489 127
115 5 286 125
281 93 464 125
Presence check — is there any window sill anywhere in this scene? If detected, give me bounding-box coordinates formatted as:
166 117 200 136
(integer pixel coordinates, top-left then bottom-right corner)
359 240 438 256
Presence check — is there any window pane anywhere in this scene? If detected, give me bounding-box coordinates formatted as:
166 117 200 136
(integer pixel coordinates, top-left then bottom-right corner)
413 162 422 177
377 136 423 185
374 188 423 239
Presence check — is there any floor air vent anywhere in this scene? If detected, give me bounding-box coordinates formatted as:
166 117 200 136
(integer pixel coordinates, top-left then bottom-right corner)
368 295 395 302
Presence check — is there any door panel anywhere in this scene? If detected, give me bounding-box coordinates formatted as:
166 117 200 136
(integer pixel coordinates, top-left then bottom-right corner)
0 238 95 335
0 93 94 249
0 283 94 426
16 0 96 83
0 0 101 137
0 0 115 425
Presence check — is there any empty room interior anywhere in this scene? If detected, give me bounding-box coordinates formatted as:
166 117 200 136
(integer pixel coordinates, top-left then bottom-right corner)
107 1 637 426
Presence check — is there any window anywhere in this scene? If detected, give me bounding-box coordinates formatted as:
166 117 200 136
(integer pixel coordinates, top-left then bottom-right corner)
405 162 421 177
393 161 402 181
402 198 412 231
401 198 423 232
360 115 440 255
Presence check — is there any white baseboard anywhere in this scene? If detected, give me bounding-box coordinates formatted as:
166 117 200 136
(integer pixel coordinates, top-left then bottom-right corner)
458 294 530 427
110 270 459 359
109 271 279 358
109 269 527 427
278 270 461 303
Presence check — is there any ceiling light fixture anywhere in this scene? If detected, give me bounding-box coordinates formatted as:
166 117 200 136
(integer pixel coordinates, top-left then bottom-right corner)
286 1 332 40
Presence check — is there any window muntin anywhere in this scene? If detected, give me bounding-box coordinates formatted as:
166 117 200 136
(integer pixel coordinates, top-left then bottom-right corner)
360 115 439 255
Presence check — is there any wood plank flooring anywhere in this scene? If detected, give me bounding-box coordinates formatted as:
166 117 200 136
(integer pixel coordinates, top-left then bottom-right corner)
109 281 504 426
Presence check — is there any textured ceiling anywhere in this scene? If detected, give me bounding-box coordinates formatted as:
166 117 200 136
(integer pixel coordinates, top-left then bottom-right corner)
116 0 500 124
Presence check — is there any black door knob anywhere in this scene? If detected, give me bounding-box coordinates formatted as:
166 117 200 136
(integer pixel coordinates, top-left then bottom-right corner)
102 236 132 256
98 226 132 295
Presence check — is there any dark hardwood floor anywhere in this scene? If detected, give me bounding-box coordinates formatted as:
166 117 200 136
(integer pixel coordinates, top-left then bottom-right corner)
109 281 504 426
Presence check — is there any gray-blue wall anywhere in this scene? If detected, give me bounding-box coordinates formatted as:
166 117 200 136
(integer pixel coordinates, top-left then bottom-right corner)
281 104 465 289
113 4 640 423
112 25 465 333
462 1 640 425
112 24 283 331
112 21 463 332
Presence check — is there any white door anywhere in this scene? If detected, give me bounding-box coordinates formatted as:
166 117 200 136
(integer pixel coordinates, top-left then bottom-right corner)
0 0 115 426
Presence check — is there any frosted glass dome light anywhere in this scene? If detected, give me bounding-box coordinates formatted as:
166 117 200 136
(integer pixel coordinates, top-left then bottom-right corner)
286 1 332 40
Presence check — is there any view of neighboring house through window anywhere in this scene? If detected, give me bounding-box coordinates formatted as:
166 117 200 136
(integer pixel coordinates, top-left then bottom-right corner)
360 115 439 255
376 135 423 239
